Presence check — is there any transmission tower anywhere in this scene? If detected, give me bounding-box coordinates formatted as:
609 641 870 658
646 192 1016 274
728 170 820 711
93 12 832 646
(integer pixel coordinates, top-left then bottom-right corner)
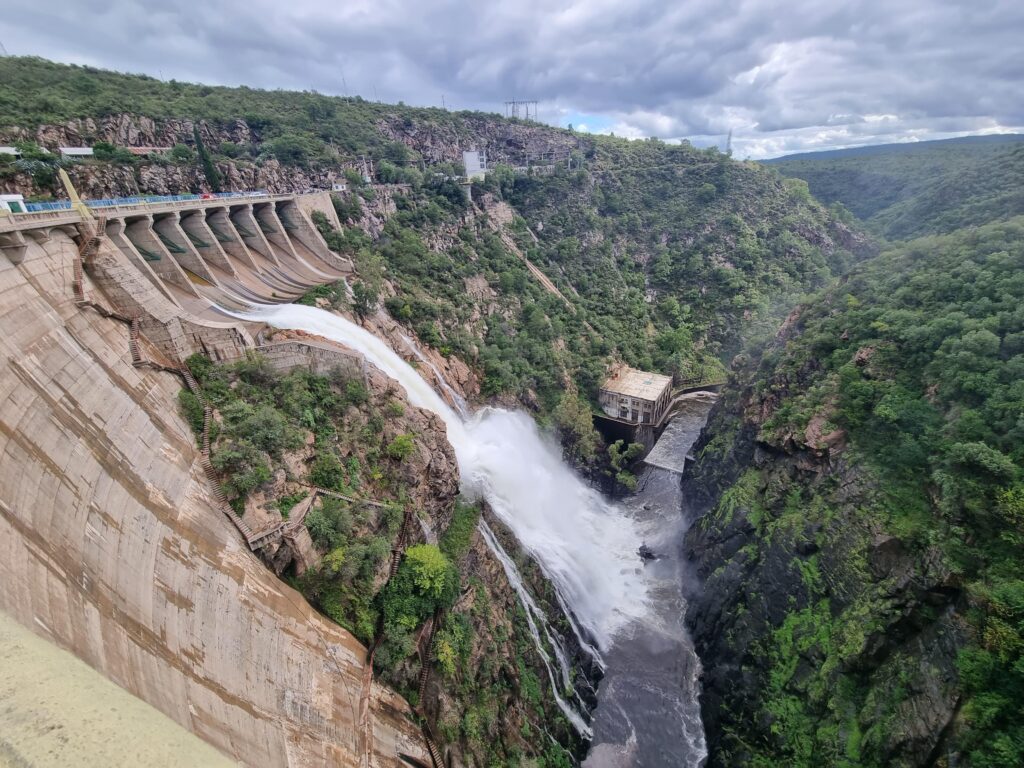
725 129 733 156
505 100 539 121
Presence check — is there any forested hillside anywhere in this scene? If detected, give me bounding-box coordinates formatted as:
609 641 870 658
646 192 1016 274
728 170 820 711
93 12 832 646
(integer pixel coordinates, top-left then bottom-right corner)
0 57 868 422
685 218 1024 767
767 135 1024 239
0 55 459 160
367 138 869 415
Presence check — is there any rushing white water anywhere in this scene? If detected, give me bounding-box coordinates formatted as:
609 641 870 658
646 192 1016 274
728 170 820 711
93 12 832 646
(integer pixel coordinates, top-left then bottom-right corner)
644 392 719 473
478 519 592 737
236 303 649 653
397 331 470 418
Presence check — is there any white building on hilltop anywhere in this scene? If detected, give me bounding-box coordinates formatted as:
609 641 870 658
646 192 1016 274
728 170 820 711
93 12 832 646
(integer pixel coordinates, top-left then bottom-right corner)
463 149 487 180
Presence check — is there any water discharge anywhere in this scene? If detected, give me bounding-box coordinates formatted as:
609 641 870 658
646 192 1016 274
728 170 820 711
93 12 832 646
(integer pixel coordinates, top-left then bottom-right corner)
584 396 716 767
236 303 649 654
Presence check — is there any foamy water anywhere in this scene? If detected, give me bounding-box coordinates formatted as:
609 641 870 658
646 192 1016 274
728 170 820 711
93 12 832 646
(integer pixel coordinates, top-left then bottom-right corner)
236 303 649 652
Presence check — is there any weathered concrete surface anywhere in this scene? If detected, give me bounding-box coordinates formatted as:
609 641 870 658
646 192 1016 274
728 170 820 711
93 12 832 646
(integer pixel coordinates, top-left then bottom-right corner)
0 232 430 767
0 608 238 768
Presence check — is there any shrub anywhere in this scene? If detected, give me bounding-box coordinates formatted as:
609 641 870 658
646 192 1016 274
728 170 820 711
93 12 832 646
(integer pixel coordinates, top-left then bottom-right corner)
404 544 455 599
169 143 195 162
343 379 369 406
304 497 354 550
309 450 345 490
385 434 415 461
211 438 271 499
177 388 205 437
440 501 480 560
378 543 459 655
223 402 298 456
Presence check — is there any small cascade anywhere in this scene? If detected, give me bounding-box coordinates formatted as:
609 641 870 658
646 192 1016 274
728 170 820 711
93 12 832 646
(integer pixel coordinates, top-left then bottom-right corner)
397 331 470 418
644 391 719 473
417 514 437 545
478 519 593 738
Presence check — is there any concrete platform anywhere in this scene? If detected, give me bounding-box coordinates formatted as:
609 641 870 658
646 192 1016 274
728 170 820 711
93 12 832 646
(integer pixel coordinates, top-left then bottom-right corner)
0 608 237 768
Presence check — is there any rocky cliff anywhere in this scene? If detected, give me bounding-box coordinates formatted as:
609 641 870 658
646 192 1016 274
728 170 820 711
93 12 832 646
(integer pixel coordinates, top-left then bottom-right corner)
683 219 1024 767
683 356 963 767
0 107 587 201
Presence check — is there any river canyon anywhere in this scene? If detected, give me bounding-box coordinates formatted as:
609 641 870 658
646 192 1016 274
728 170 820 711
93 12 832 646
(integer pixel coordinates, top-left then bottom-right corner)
238 302 718 766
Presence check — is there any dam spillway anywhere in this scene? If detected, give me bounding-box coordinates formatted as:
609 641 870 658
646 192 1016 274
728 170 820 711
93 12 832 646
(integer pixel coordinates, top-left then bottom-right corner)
0 194 433 766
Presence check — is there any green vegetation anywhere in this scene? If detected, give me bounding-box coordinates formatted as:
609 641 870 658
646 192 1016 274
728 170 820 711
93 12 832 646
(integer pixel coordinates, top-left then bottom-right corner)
608 439 645 491
335 135 861 424
193 124 221 191
768 135 1024 239
552 392 600 465
440 501 481 561
179 352 412 641
0 55 477 167
698 217 1024 766
376 544 459 668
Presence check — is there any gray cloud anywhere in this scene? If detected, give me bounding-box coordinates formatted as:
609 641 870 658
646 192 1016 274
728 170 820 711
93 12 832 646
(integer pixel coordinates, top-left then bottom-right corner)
1 0 1021 157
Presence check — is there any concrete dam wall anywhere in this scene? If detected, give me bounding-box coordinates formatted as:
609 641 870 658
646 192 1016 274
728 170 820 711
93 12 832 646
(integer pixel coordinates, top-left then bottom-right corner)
0 195 432 766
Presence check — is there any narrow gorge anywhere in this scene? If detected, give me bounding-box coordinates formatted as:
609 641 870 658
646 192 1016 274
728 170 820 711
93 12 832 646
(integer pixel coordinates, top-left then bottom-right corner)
5 55 1021 768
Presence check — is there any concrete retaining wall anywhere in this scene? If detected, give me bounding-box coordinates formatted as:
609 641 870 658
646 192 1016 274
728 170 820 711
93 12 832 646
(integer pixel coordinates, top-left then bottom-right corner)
255 339 367 381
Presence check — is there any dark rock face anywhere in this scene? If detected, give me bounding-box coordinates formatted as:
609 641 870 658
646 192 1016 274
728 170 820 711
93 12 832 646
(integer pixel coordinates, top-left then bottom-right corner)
682 343 964 767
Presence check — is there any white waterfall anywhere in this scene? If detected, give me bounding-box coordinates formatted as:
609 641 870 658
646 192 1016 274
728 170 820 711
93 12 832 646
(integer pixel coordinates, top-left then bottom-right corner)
478 519 592 737
236 304 649 651
397 331 470 418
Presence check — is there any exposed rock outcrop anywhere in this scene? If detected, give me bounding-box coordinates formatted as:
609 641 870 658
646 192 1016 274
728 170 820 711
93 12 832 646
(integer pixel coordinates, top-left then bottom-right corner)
682 330 964 767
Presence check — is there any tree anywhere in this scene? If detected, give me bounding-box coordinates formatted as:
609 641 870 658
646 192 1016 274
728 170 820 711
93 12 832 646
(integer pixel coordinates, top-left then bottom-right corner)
553 392 600 463
404 544 455 599
385 434 415 461
609 439 645 491
352 280 379 318
169 143 195 163
193 125 222 191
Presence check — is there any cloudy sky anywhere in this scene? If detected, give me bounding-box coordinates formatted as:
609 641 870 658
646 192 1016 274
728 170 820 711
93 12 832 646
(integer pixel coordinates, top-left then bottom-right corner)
2 0 1022 158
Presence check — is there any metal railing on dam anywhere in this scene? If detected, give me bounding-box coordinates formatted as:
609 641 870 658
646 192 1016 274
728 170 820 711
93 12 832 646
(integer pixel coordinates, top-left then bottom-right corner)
0 191 295 234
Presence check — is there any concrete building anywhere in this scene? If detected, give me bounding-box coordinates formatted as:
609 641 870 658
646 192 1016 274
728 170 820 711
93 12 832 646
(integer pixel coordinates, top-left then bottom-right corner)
463 149 487 180
599 365 673 425
59 146 94 158
0 194 26 213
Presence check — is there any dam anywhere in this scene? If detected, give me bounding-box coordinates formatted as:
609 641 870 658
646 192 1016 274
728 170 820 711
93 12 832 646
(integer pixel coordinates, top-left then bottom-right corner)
0 190 434 766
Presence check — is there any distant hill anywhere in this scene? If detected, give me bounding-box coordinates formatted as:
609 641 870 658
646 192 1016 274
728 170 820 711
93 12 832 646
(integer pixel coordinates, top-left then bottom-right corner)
765 134 1024 239
764 133 1024 163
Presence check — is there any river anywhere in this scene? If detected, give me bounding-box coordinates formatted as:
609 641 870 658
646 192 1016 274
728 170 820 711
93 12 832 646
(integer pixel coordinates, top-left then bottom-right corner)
584 396 715 767
232 303 714 764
